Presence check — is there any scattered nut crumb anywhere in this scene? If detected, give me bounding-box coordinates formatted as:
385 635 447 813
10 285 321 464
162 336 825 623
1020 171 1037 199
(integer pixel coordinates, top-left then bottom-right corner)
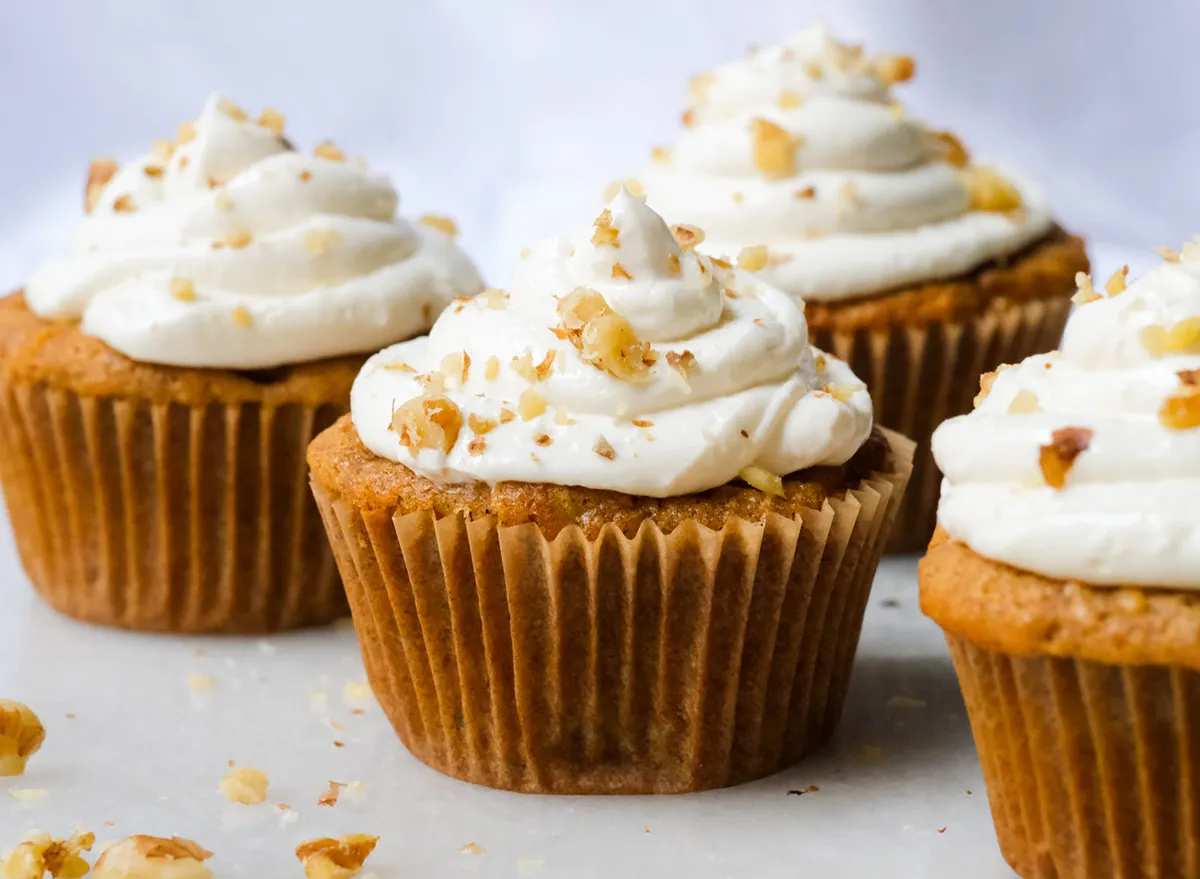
257 107 286 135
393 396 462 455
592 435 616 460
1160 372 1200 430
112 194 136 214
1140 318 1200 357
823 383 863 403
295 835 378 879
343 682 373 702
314 141 346 162
611 262 633 281
7 788 49 801
554 289 655 382
1007 388 1041 414
187 673 214 692
670 225 705 252
1105 265 1129 296
1154 245 1182 263
318 780 347 808
794 185 817 200
459 843 484 855
651 146 672 165
777 90 802 109
93 836 212 879
518 389 547 421
963 167 1022 212
1039 426 1093 490
418 214 458 236
737 245 769 272
591 208 620 248
738 464 784 497
85 158 120 213
231 306 253 328
484 356 500 381
932 131 969 167
1071 272 1100 305
786 785 820 796
219 766 269 805
305 229 342 255
2 830 95 879
481 288 507 310
0 702 45 777
750 118 800 180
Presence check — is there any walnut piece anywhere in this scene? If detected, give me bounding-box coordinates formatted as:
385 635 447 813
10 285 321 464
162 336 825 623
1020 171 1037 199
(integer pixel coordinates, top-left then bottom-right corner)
85 158 120 213
592 435 616 460
1039 427 1093 490
750 118 800 180
670 225 705 252
295 835 378 879
1105 265 1129 296
932 132 969 168
0 700 45 777
554 289 654 382
591 208 620 247
738 464 785 497
393 395 463 455
257 107 286 135
1160 371 1200 430
418 214 458 236
963 167 1023 212
92 836 212 879
1140 318 1200 357
872 54 916 85
2 831 94 879
518 389 547 421
219 766 269 804
737 245 769 272
318 780 347 808
314 141 346 162
1071 271 1101 305
611 262 633 281
1007 388 1041 414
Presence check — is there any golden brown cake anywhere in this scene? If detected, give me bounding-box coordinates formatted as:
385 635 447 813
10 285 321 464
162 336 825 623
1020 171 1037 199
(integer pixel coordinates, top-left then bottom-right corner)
920 248 1200 878
638 26 1087 552
308 192 913 793
0 93 482 632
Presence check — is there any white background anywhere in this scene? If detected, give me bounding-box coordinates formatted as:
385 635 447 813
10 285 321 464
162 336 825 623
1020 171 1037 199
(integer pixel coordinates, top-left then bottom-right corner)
1 0 1196 290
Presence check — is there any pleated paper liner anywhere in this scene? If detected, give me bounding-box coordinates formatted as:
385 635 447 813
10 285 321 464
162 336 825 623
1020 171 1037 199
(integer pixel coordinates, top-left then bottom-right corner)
0 383 348 633
946 634 1200 879
813 295 1071 554
312 432 913 794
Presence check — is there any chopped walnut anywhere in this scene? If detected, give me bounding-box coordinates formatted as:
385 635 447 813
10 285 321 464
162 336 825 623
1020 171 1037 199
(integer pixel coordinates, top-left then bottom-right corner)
602 179 644 201
1140 318 1200 357
467 437 487 456
1072 272 1101 305
731 191 744 203
555 288 654 382
304 229 342 255
823 383 863 403
533 433 553 447
314 141 346 162
611 262 633 281
681 108 696 127
650 146 672 165
777 90 802 110
112 194 136 214
3 831 95 879
750 118 800 180
518 389 547 421
591 209 620 248
152 139 175 163
738 464 785 497
553 408 574 425
418 214 458 236
737 245 769 272
794 185 817 200
0 701 45 778
143 164 165 179
216 97 248 121
484 355 500 382
665 350 697 381
299 170 313 182
440 351 470 387
1160 372 1200 430
1039 427 1093 490
592 435 616 460
169 278 196 302
973 364 1015 407
257 107 286 135
1154 245 1182 263
93 836 212 879
393 395 462 455
511 352 536 382
671 225 705 252
534 350 556 381
295 835 378 879
688 72 716 103
481 288 507 310
632 419 654 428
468 414 498 436
932 132 969 168
318 780 347 807
1105 265 1130 296
803 60 824 80
177 121 197 144
1007 388 1041 414
872 54 916 85
666 253 681 276
231 306 253 328
219 766 269 804
499 408 516 424
963 167 1023 212
213 191 233 211
459 842 485 855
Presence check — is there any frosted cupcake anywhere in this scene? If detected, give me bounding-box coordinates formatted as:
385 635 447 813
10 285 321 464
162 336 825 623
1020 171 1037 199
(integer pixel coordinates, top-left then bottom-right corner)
308 190 913 793
921 247 1200 878
0 94 481 632
638 26 1087 551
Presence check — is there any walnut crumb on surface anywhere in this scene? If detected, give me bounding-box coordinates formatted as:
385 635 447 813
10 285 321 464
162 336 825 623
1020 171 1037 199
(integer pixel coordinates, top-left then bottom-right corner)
738 464 784 497
85 158 120 213
591 209 620 247
256 107 286 135
1007 388 1041 414
670 225 705 252
1039 427 1093 489
665 350 697 381
3 830 95 879
932 131 969 168
737 245 769 272
231 306 253 328
533 433 552 447
459 843 485 855
1160 372 1200 430
518 389 547 421
651 146 672 165
187 673 214 692
873 53 916 84
1105 265 1129 296
1140 318 1200 357
1154 245 1182 263
554 289 654 382
750 118 800 180
0 701 45 777
611 262 633 281
592 435 616 460
963 167 1022 213
314 141 346 162
1071 272 1100 305
93 836 212 879
112 194 136 214
481 288 507 310
318 780 347 808
394 396 462 455
484 356 500 382
296 835 377 879
219 766 269 805
823 383 863 403
418 214 458 236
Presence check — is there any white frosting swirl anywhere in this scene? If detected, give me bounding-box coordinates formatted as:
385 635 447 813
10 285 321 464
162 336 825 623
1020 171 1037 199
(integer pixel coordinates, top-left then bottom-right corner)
26 94 482 369
640 25 1054 302
933 253 1200 588
352 190 874 497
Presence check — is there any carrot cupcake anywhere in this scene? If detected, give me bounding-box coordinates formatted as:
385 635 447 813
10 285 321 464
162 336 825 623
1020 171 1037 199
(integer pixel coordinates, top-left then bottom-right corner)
638 25 1087 552
921 247 1200 878
0 93 482 633
308 189 913 794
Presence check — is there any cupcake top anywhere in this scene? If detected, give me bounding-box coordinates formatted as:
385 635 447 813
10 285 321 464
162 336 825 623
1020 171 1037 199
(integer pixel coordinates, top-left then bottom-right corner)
26 94 482 370
351 190 873 498
638 26 1054 302
933 246 1200 588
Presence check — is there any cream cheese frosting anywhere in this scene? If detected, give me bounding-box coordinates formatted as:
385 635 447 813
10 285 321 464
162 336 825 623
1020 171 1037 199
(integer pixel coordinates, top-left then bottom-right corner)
351 189 874 497
933 248 1200 588
639 25 1054 302
26 94 482 370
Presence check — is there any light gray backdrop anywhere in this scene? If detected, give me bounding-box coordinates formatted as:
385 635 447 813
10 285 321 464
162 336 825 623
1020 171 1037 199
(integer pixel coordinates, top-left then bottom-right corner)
0 0 1191 289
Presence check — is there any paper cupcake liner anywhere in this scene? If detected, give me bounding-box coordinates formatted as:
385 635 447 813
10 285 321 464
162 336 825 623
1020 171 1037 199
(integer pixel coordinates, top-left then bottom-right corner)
0 383 347 632
813 296 1071 554
946 633 1200 879
311 433 912 794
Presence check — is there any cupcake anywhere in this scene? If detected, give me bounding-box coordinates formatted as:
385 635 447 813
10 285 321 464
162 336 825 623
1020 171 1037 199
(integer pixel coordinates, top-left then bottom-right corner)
0 94 482 633
308 189 913 794
921 248 1200 877
638 25 1087 552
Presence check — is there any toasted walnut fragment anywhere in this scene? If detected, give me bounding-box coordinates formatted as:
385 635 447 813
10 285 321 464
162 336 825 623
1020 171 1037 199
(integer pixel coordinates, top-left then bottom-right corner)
314 141 346 162
467 437 487 456
295 835 378 879
671 225 705 252
738 464 785 497
803 60 824 80
823 383 863 403
219 766 269 804
92 836 212 879
4 830 95 879
750 118 800 180
666 253 681 276
112 194 136 214
418 214 458 236
481 288 507 310
1154 245 1182 263
1071 272 1100 305
467 414 498 436
216 97 248 121
1105 265 1129 296
1007 388 1041 414
534 350 556 381
483 356 500 382
459 843 485 855
511 352 536 382
602 179 644 201
963 167 1022 212
973 364 1014 407
737 245 769 272
688 72 716 103
1039 426 1093 490
499 408 516 424
592 435 616 460
230 306 253 328
872 54 916 85
1140 318 1200 357
777 90 802 110
711 256 732 270
681 108 696 127
299 170 313 182
84 158 120 214
518 389 547 421
318 780 347 808
591 209 620 247
932 131 969 168
555 289 654 381
665 350 697 381
143 164 165 179
304 229 342 255
650 146 672 165
1160 371 1200 430
152 139 175 163
440 351 470 387
257 107 286 135
0 702 44 778
393 396 462 455
533 433 552 447
611 262 633 281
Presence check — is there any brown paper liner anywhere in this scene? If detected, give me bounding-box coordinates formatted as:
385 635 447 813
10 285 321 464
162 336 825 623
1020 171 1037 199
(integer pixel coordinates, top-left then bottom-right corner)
946 633 1200 879
311 433 913 794
813 296 1071 554
0 384 347 632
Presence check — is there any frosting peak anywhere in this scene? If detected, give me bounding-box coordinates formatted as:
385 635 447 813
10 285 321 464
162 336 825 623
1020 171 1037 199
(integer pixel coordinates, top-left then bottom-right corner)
933 247 1200 588
351 193 874 498
27 93 482 369
640 26 1054 302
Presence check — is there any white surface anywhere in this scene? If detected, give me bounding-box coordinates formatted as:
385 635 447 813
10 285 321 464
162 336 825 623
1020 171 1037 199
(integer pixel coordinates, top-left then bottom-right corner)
0 512 1016 878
